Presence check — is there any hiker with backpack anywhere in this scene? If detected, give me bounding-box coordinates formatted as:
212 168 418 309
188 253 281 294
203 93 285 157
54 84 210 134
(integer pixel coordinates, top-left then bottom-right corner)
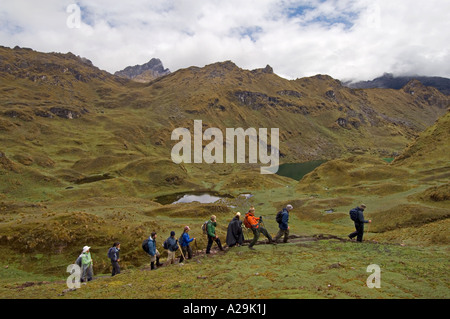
226 212 244 248
164 231 179 265
206 215 224 254
274 204 293 243
143 232 162 270
80 246 93 282
245 206 274 250
108 242 121 276
179 226 195 263
348 204 371 242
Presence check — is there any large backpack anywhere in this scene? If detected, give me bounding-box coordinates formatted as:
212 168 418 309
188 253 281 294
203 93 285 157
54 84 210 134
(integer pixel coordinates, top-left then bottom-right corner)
243 213 252 229
142 238 150 254
349 208 359 222
201 221 209 235
275 210 283 224
107 247 114 259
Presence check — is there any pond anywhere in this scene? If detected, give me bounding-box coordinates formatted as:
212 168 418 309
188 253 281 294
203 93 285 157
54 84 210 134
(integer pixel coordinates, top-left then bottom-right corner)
153 191 233 205
276 160 327 181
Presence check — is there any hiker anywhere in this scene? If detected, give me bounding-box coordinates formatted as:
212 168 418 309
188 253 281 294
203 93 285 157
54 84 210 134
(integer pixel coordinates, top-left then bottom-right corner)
348 204 371 242
245 206 273 250
80 246 93 282
226 212 244 247
274 204 293 243
148 232 162 270
206 215 224 254
164 231 179 265
180 226 195 263
108 242 121 276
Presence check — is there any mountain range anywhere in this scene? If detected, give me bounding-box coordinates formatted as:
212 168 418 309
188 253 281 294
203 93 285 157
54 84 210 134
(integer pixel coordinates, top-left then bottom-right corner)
0 45 448 201
114 58 450 97
345 73 450 95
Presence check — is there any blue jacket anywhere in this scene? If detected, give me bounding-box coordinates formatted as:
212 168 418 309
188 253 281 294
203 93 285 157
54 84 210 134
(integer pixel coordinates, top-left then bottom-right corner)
279 208 289 230
181 232 194 247
148 237 156 256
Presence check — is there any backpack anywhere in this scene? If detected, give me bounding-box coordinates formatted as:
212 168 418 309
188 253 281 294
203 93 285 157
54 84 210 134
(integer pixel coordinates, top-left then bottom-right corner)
243 213 252 229
163 238 169 250
142 238 150 254
179 234 184 246
75 255 82 267
107 247 114 259
201 221 209 235
275 210 283 224
349 208 359 222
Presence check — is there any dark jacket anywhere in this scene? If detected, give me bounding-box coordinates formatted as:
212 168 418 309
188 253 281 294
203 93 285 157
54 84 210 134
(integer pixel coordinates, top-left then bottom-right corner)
166 236 179 252
353 207 369 223
109 247 120 262
279 208 289 230
226 216 244 246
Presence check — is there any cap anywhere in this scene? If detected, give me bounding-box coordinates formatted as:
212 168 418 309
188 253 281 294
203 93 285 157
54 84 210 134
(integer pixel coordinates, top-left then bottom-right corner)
82 246 90 253
286 204 293 210
170 231 175 236
235 212 241 217
184 226 190 231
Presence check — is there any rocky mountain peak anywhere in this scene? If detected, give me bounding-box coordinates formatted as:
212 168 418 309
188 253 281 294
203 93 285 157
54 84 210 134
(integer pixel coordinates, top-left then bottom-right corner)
114 58 170 82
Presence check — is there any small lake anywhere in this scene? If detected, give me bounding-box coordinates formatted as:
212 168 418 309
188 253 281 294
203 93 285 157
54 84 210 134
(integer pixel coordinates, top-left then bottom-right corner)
154 191 233 205
276 160 327 181
173 194 223 204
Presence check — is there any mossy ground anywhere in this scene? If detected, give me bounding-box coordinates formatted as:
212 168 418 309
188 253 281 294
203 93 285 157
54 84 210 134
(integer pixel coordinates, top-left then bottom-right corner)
0 173 448 299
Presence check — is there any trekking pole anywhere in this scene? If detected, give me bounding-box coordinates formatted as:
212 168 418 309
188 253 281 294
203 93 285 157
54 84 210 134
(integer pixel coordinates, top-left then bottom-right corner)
260 217 265 229
178 244 186 263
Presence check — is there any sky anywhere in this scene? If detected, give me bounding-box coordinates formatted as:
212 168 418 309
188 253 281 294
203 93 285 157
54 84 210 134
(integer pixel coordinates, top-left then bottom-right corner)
1 0 449 82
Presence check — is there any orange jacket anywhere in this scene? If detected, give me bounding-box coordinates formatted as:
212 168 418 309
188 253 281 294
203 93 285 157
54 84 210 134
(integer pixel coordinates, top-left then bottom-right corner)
245 212 260 229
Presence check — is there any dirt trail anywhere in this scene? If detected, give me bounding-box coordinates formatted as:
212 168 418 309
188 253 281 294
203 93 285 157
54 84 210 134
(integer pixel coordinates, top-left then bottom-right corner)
140 233 349 270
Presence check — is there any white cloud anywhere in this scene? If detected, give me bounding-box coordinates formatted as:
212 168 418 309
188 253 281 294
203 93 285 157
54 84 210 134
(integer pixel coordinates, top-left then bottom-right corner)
0 0 449 81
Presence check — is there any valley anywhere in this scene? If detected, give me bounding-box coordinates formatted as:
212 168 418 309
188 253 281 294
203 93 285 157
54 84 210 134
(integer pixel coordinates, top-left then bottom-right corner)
0 46 448 299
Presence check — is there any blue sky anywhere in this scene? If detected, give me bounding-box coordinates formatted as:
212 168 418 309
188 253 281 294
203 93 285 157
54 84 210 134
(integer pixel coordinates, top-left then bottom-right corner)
1 0 449 81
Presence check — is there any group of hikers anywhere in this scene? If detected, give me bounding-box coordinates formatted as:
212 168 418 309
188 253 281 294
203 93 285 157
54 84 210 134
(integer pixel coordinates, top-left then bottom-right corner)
75 203 371 283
